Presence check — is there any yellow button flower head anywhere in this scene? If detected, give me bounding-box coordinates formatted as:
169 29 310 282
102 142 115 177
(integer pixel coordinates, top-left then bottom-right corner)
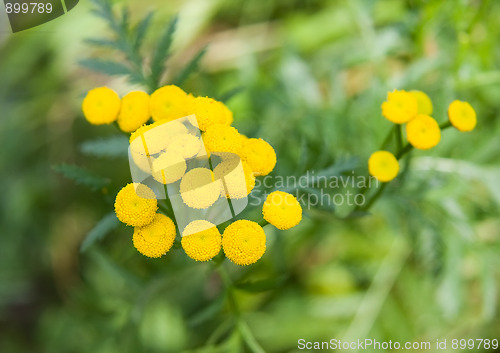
410 90 433 115
82 87 121 125
181 220 222 261
214 158 255 199
262 191 302 230
448 100 477 132
381 90 418 124
368 151 399 183
406 114 441 150
168 133 202 159
130 121 189 155
222 220 266 266
150 85 190 122
152 151 187 184
189 96 233 131
114 183 158 226
203 124 243 154
179 168 222 209
240 138 276 176
117 91 151 132
133 213 177 258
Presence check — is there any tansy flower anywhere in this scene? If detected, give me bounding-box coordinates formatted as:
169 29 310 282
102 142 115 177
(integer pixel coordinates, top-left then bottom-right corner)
406 114 441 150
167 133 203 159
181 220 222 261
410 90 433 115
262 191 302 230
448 100 477 132
214 157 255 199
82 86 121 125
188 96 233 131
133 213 176 258
114 183 157 227
368 151 399 182
152 151 186 184
130 149 154 173
203 124 242 154
179 168 222 209
117 91 151 132
222 220 266 266
150 85 190 122
130 120 188 155
240 138 276 176
381 90 418 124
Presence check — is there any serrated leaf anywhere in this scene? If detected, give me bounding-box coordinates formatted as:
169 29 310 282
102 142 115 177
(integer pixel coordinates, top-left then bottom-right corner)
174 46 207 85
150 17 178 88
79 58 132 77
134 12 154 50
53 164 110 191
80 213 120 252
80 135 130 159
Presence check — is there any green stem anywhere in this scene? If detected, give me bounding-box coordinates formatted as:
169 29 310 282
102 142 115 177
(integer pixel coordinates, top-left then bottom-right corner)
362 182 388 211
396 144 413 159
380 125 395 150
439 121 452 130
238 321 266 353
258 219 269 227
395 124 403 152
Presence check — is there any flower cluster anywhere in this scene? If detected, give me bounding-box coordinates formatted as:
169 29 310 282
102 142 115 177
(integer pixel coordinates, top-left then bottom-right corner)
83 84 303 265
369 90 477 183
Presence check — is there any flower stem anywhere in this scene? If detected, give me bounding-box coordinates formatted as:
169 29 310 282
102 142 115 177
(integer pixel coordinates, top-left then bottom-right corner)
439 121 452 130
258 219 269 227
395 124 403 152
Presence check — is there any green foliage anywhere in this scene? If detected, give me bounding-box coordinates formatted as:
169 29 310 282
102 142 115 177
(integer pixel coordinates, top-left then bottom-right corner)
53 163 110 191
80 213 120 252
80 135 129 159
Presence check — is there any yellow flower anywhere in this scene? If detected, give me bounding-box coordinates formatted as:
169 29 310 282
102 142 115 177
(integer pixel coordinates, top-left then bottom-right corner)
188 96 233 131
214 157 255 199
130 120 188 155
240 138 276 176
82 87 121 125
168 133 203 159
262 191 302 230
114 183 158 226
368 151 399 183
179 168 222 209
410 90 433 115
203 124 242 154
406 114 441 150
181 220 221 261
448 100 477 132
117 91 151 132
150 85 190 122
152 151 187 184
222 220 266 266
133 213 177 258
381 90 418 124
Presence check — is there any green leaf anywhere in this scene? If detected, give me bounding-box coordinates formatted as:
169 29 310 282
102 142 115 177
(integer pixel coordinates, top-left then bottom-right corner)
53 164 110 191
134 12 154 50
80 135 130 159
218 86 245 103
80 213 120 252
150 16 178 88
174 46 207 86
79 58 132 77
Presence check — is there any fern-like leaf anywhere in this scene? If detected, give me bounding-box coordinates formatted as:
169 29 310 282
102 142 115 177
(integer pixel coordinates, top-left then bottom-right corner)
79 58 132 77
53 164 110 191
174 45 207 85
80 136 129 159
150 16 178 89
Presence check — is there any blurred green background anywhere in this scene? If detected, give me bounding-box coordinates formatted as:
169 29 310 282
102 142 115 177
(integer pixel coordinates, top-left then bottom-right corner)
1 0 500 352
